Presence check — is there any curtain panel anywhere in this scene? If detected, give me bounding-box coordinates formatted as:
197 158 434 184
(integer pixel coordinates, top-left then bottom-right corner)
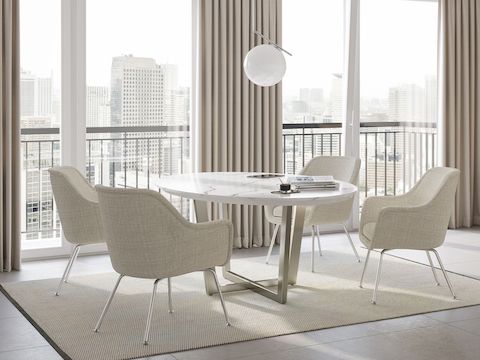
0 0 21 271
440 0 480 228
198 0 283 248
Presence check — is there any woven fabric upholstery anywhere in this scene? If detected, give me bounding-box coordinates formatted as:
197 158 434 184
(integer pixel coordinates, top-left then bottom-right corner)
48 167 104 245
359 167 460 250
96 186 233 279
265 156 361 227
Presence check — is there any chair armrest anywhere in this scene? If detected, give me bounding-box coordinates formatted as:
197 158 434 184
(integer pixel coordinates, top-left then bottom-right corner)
183 220 234 269
371 205 448 250
360 194 410 230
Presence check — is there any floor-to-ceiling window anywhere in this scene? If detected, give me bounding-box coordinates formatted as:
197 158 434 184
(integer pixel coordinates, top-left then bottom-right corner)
359 0 438 202
20 0 63 256
282 0 345 175
282 0 438 207
20 0 192 258
86 0 192 218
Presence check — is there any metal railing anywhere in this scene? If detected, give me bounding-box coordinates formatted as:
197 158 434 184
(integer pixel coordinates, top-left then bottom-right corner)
359 121 436 199
282 122 342 174
20 121 436 238
21 125 190 239
282 121 437 200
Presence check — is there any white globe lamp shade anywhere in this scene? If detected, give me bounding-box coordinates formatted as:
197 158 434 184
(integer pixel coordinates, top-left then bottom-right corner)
243 44 286 87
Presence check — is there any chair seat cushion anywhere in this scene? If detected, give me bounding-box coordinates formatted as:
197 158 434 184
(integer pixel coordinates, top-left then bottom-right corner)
362 222 376 242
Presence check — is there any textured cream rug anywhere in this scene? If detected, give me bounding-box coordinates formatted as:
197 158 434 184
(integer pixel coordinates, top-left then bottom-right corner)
3 250 480 360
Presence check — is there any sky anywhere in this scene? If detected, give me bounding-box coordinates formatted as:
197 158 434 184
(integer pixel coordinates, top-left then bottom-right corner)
20 0 192 89
20 0 437 99
283 0 438 99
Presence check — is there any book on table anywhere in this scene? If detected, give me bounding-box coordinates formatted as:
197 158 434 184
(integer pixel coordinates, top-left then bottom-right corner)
285 175 339 190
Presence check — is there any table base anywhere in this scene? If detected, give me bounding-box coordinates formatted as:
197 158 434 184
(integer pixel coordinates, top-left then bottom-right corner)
194 200 305 304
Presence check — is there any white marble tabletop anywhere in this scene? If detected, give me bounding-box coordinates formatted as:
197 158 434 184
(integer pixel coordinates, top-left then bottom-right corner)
157 172 357 206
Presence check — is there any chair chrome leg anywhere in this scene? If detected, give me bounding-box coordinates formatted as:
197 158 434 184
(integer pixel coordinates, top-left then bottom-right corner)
359 249 371 288
143 279 161 345
372 250 386 304
315 225 322 257
64 245 81 283
426 251 440 286
343 224 360 263
208 268 231 326
311 226 315 272
55 244 81 296
167 277 174 313
266 224 280 264
431 249 456 300
94 274 124 332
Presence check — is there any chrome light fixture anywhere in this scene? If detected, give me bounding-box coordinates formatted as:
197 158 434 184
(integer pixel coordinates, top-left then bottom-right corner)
243 1 292 87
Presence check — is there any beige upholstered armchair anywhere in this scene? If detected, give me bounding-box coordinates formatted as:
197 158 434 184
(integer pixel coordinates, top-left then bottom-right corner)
359 167 460 304
48 166 104 296
94 186 233 345
265 156 361 271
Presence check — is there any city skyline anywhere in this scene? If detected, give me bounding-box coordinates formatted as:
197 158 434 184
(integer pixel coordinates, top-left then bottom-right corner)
283 74 437 125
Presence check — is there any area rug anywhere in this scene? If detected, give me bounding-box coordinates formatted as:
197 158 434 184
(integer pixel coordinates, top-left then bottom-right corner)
2 250 480 360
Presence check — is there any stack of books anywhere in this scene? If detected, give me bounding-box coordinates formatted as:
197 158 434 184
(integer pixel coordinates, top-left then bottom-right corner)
285 175 338 190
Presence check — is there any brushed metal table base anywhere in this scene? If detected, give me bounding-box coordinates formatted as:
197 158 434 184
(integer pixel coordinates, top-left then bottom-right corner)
194 200 305 304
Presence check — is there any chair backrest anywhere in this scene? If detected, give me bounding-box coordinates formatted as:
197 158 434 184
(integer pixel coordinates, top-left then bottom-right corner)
408 167 459 206
300 156 361 184
408 167 459 241
95 186 190 278
48 166 103 245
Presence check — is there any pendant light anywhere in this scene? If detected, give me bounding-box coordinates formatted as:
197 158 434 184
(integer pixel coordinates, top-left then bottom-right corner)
243 0 292 87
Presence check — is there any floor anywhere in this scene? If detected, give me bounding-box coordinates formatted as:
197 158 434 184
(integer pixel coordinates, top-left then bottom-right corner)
0 227 479 360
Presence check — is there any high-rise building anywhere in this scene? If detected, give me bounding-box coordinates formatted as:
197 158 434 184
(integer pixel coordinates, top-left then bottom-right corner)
111 55 171 127
36 77 53 116
299 88 324 117
388 83 425 122
109 55 188 180
164 87 190 126
20 70 54 119
425 75 437 123
324 73 343 123
87 86 110 127
21 70 35 117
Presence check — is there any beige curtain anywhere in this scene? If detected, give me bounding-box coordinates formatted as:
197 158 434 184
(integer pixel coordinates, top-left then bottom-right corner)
440 0 480 228
198 0 283 248
0 0 21 271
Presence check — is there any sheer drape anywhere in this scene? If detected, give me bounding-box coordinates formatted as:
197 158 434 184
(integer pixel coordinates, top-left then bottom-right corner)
197 0 283 247
0 0 21 271
440 0 480 227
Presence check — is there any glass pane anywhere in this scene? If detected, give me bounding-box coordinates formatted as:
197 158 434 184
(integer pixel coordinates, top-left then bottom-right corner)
282 0 344 174
20 0 62 250
86 0 191 217
359 0 438 202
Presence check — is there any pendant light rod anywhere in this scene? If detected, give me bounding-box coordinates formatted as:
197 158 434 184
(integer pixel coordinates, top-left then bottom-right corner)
251 0 292 56
254 31 293 56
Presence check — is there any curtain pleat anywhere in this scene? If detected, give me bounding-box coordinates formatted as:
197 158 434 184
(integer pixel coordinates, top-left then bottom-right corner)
198 0 283 248
440 0 480 227
0 0 21 271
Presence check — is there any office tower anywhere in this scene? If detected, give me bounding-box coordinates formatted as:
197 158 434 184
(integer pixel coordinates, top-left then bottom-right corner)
388 83 425 122
109 55 188 181
20 71 54 120
87 86 110 127
36 77 53 116
325 73 343 123
21 70 35 117
299 88 325 117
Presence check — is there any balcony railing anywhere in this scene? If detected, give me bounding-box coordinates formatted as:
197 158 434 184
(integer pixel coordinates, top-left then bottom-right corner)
21 121 436 240
21 125 190 240
283 121 437 200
